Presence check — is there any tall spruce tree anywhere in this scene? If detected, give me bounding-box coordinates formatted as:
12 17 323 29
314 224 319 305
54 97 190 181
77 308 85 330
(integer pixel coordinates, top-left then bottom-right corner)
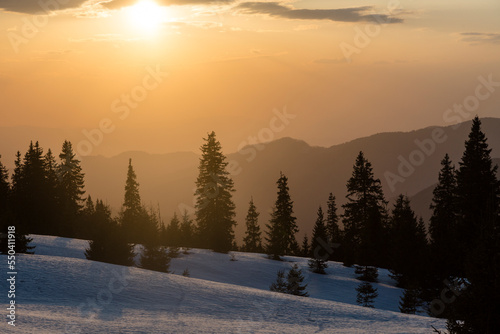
308 206 328 274
455 116 500 266
388 195 428 288
43 149 63 236
120 159 154 244
85 200 135 266
11 142 54 235
429 154 460 288
194 132 236 253
57 141 85 237
342 152 388 268
326 193 342 261
0 156 34 254
180 210 193 248
446 117 500 333
242 198 263 253
0 155 11 227
266 172 299 260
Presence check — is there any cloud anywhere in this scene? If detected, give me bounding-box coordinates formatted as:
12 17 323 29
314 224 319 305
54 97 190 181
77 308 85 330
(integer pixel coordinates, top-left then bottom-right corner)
0 0 235 15
102 0 235 10
460 32 500 45
236 2 403 24
0 0 88 14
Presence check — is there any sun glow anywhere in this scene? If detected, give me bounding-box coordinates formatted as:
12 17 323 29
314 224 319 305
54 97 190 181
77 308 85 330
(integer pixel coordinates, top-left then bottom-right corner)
125 0 167 35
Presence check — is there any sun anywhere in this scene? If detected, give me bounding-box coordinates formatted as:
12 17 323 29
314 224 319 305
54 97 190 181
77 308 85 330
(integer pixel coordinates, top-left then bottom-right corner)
124 0 167 35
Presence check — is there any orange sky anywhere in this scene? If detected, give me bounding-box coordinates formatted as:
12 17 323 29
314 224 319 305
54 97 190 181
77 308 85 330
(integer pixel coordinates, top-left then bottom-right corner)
1 0 499 157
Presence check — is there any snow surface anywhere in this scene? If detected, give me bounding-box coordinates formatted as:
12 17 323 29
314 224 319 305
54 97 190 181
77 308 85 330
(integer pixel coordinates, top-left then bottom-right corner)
0 235 446 333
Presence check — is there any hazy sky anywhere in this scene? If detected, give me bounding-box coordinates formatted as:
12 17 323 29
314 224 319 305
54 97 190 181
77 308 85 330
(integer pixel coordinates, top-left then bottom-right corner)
1 0 499 156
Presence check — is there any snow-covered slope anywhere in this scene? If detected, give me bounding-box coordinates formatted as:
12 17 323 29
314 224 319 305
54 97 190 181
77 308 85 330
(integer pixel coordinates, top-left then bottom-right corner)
0 235 446 333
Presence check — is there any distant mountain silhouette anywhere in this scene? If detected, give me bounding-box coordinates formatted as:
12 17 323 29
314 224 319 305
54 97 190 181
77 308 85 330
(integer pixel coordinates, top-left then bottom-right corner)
2 118 500 241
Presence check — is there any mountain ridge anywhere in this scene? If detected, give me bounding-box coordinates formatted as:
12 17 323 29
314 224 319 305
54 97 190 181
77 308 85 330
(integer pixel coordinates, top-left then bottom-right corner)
2 118 500 241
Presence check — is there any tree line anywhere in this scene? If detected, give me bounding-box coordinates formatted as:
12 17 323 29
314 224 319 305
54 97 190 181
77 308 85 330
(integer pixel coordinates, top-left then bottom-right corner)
0 118 498 333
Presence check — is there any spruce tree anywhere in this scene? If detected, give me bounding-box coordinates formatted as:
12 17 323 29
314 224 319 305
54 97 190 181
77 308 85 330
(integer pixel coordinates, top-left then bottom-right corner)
356 282 378 308
44 149 61 205
269 269 287 293
446 117 500 333
399 287 422 314
10 151 22 218
388 195 428 288
301 234 310 257
10 152 22 193
326 193 342 261
79 196 96 240
57 141 85 237
120 159 154 244
286 264 308 296
308 206 328 274
266 172 299 260
159 222 168 246
0 156 34 254
85 200 135 266
355 265 378 283
429 154 460 281
342 152 388 268
44 149 63 235
166 213 181 247
194 132 236 253
455 116 500 265
11 142 55 235
289 238 301 256
0 155 11 228
180 210 193 248
140 210 170 273
242 197 263 253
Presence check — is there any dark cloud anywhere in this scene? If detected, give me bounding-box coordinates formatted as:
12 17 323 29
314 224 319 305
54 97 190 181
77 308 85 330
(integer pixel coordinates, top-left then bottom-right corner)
103 0 235 10
460 32 500 45
0 0 235 14
236 2 403 24
0 0 88 14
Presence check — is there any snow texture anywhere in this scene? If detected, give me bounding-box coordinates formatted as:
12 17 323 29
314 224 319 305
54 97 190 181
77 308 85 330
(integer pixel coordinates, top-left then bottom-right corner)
0 235 446 333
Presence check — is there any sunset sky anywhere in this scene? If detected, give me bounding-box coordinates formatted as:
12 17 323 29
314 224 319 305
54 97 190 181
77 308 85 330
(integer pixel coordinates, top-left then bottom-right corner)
1 0 499 157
